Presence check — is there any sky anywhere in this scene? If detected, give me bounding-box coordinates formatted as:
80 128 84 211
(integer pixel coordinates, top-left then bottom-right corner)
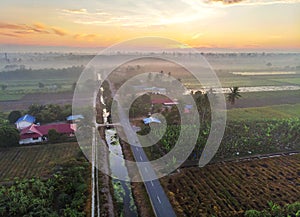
0 0 299 51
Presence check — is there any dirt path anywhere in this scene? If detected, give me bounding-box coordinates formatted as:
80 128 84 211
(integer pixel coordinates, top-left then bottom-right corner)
0 91 90 111
1 89 300 112
227 94 300 109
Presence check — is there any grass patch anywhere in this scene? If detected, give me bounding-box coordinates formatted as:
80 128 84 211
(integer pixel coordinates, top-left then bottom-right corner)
0 92 24 101
227 103 300 121
0 78 75 101
270 77 300 85
240 89 300 100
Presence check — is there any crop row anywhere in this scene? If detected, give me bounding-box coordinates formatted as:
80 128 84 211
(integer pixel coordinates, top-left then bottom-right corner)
0 142 80 181
160 154 300 216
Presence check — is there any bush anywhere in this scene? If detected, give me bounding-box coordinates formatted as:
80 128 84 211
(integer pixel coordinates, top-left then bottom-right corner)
0 125 20 147
48 129 67 143
245 210 261 217
7 110 22 124
286 202 300 215
245 201 300 217
0 159 89 216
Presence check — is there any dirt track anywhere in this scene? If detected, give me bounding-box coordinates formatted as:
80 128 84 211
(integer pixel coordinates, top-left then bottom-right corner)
226 94 300 109
0 92 74 112
1 90 300 112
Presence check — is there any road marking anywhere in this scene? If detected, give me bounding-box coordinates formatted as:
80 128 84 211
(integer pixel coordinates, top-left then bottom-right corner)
144 167 148 173
150 180 154 186
136 147 139 151
139 155 143 161
157 196 161 204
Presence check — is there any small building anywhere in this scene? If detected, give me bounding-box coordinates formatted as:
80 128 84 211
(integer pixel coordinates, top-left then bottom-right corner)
133 86 167 95
151 98 178 110
184 104 193 113
15 114 36 130
151 98 175 105
144 87 166 95
66 115 84 123
143 117 161 124
19 123 76 145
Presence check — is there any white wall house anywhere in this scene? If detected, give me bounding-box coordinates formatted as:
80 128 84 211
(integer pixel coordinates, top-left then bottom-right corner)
19 137 44 145
19 123 76 145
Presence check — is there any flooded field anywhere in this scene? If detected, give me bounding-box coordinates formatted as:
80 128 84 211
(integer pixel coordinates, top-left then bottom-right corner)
231 71 297 76
186 85 300 94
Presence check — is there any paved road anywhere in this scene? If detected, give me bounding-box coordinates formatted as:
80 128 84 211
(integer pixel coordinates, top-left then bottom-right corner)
92 91 101 217
116 104 176 217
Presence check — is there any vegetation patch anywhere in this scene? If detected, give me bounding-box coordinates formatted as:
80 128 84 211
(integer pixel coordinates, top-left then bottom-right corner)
227 104 300 121
0 157 89 217
143 119 300 162
0 142 81 181
245 201 300 217
160 154 300 217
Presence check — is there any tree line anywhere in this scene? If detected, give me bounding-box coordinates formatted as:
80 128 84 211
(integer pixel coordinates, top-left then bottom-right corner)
0 66 83 81
0 157 89 217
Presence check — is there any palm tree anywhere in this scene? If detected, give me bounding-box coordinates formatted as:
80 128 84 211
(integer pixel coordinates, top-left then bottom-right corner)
227 87 241 105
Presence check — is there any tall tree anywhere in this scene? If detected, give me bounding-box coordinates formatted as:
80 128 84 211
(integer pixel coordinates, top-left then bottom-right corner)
227 87 241 105
192 91 211 123
38 82 45 88
48 129 62 143
1 84 7 91
8 110 22 124
0 126 20 147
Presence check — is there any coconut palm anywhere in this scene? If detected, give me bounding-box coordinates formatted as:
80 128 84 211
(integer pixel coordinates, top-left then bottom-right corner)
227 87 241 105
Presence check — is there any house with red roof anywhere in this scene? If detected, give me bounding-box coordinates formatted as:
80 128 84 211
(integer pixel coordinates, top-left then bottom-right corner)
19 123 76 145
151 98 178 111
151 98 178 105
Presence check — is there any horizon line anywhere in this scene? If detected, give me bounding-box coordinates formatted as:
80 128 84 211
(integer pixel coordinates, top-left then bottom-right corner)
1 44 300 53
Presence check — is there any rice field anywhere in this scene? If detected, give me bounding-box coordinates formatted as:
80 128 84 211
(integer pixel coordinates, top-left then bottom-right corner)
0 142 82 182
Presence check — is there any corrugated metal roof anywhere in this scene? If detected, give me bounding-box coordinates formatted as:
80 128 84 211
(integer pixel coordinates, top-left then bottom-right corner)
151 99 174 104
67 115 84 121
15 114 35 124
143 117 161 124
20 123 76 139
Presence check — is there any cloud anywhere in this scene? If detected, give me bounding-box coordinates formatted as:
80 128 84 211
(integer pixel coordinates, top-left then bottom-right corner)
33 23 47 30
0 22 67 37
51 27 67 36
73 33 98 41
203 0 300 6
62 8 87 14
192 33 205 39
60 0 299 28
0 32 20 38
0 22 49 35
59 1 219 28
204 0 245 4
0 23 26 30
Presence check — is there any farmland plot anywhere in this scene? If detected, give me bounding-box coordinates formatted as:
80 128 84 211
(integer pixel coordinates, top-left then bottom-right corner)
0 142 81 181
161 154 300 217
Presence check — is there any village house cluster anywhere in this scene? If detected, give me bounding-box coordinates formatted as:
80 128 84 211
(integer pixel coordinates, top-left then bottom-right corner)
15 114 83 144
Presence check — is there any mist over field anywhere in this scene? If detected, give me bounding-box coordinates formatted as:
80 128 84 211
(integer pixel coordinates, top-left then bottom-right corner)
1 0 299 215
1 51 300 73
0 50 299 217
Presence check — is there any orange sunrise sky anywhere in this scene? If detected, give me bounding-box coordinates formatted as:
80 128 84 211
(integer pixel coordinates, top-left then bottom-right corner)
0 0 299 51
